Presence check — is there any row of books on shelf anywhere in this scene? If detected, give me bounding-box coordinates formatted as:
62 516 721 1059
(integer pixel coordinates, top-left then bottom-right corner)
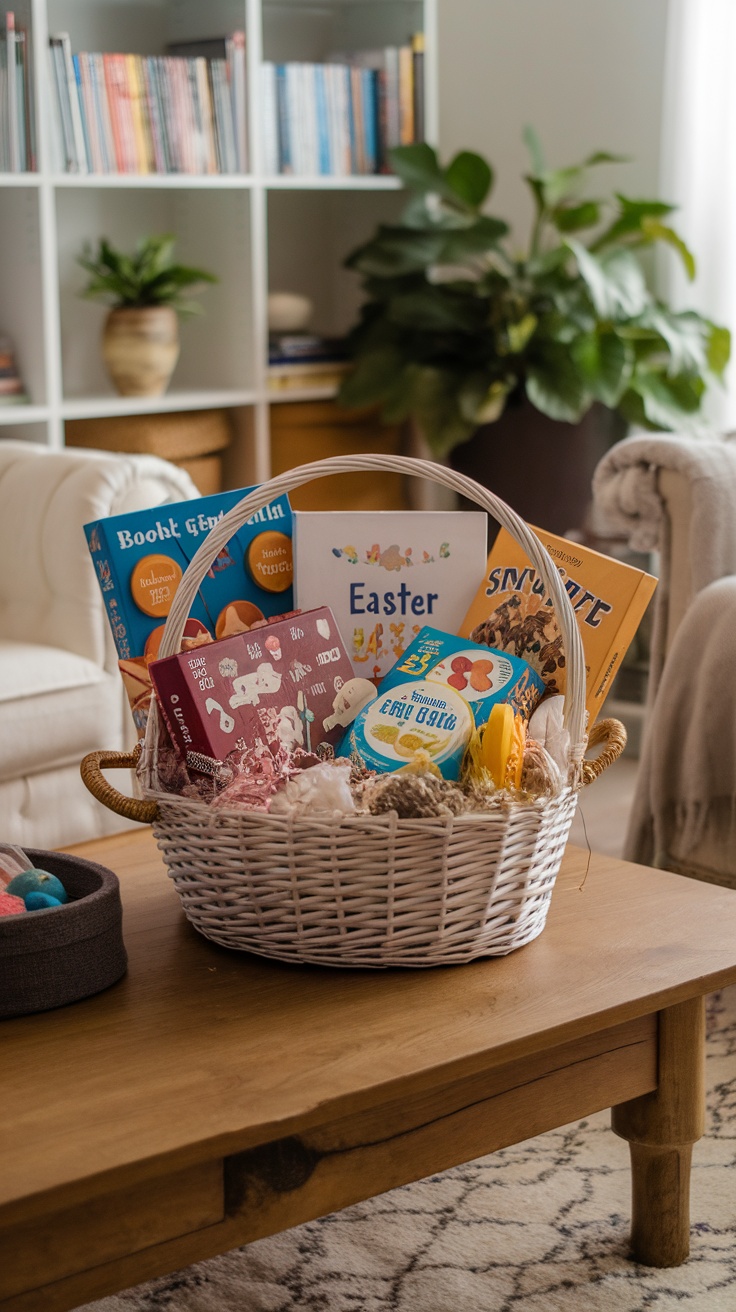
1 12 35 172
47 32 247 175
261 37 424 177
267 333 349 393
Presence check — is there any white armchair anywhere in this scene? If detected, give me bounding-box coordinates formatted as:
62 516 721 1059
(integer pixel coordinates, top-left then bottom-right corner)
0 440 198 848
593 431 736 886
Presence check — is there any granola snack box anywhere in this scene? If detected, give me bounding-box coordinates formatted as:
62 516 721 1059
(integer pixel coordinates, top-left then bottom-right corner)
149 607 356 771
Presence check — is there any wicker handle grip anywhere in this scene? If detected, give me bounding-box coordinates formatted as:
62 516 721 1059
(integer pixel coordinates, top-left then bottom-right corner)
581 717 627 786
154 454 587 755
80 748 159 824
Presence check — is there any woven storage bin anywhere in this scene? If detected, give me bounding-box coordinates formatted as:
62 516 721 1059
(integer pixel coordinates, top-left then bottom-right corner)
82 454 625 968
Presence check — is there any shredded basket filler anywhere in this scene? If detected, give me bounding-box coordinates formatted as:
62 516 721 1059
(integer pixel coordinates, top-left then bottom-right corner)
82 454 625 968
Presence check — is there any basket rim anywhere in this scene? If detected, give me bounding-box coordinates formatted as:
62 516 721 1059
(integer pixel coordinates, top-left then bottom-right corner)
145 782 577 830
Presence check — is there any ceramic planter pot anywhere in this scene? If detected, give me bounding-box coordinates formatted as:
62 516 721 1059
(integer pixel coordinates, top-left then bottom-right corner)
102 305 180 397
449 398 627 540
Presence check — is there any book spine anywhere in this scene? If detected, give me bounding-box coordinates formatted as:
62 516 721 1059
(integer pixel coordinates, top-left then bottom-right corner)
73 54 92 171
185 57 204 172
284 63 303 173
362 67 378 174
384 47 400 153
6 11 18 170
14 26 26 168
50 38 76 171
60 32 88 172
275 63 290 173
259 60 279 175
213 58 236 173
86 524 132 662
398 44 414 146
227 30 246 171
196 56 217 173
313 63 330 174
350 65 365 174
142 56 164 173
343 64 356 174
302 63 319 175
129 53 154 172
148 656 203 763
412 32 425 142
77 53 101 172
89 53 113 172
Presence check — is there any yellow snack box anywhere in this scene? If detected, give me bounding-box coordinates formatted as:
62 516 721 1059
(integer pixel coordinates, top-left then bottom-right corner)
460 526 657 723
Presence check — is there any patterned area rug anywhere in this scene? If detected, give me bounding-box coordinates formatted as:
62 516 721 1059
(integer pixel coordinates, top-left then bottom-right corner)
80 987 736 1312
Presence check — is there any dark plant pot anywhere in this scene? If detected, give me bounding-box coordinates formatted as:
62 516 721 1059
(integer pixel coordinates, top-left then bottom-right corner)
0 849 127 1019
450 398 627 539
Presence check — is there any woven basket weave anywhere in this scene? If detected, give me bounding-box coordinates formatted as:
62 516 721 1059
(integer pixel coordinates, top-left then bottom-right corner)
82 454 625 968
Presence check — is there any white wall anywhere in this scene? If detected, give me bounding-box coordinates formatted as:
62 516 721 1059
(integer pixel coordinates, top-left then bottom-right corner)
438 0 670 253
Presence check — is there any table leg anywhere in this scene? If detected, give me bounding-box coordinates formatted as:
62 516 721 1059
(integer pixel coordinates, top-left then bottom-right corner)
612 996 705 1267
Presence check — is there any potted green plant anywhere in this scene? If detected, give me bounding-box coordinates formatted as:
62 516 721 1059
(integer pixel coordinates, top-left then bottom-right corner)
337 133 730 531
77 234 218 398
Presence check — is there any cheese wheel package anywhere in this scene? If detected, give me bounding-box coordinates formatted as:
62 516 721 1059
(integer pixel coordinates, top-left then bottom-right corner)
344 680 473 781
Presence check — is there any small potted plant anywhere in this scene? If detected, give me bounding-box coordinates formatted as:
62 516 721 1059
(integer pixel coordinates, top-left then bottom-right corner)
77 234 218 397
337 133 731 531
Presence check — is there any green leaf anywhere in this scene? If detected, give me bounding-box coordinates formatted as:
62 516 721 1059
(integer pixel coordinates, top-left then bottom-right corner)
566 240 648 319
591 194 677 250
337 346 404 410
443 151 493 209
437 215 509 260
553 201 601 232
388 143 443 192
640 218 696 279
506 313 538 354
346 226 450 277
525 343 590 421
637 306 708 376
631 368 704 429
387 290 486 333
409 366 476 457
523 125 546 176
581 151 629 167
707 323 732 378
571 330 632 406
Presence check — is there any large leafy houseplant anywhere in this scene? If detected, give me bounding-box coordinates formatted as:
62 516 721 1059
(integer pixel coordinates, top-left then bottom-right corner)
77 234 217 397
338 133 730 458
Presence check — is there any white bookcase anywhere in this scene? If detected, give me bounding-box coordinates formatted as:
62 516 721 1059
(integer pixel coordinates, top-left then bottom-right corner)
0 0 437 487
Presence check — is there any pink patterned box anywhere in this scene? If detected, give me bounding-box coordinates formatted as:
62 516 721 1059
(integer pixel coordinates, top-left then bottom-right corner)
150 607 356 768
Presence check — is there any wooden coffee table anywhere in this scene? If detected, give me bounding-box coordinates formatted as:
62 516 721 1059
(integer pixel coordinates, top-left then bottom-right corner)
2 829 736 1311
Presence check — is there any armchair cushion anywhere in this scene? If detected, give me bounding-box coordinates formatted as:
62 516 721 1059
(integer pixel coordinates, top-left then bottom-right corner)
0 640 122 785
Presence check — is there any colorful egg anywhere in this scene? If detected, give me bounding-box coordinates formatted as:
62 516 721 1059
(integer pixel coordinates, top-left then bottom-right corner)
6 869 68 903
24 891 63 911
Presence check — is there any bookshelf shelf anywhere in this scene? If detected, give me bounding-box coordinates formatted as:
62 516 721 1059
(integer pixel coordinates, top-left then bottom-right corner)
0 173 40 186
51 174 256 189
0 406 50 426
60 390 259 421
0 0 437 486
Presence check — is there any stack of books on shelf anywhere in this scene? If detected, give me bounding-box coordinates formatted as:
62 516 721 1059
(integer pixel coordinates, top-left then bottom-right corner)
261 34 424 176
268 334 349 394
47 32 247 175
1 11 35 172
0 334 28 405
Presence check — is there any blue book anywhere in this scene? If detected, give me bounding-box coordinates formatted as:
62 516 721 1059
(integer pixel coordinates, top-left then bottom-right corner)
85 485 294 733
275 63 291 172
362 68 378 174
314 64 330 174
72 54 92 171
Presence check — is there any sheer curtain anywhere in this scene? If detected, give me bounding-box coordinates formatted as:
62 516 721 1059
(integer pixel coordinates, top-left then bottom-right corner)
660 0 736 430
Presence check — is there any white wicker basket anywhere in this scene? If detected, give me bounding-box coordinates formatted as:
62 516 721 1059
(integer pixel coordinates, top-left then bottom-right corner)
82 454 625 968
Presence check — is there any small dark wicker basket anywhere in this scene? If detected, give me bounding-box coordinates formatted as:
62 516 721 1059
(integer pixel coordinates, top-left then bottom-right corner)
0 849 127 1019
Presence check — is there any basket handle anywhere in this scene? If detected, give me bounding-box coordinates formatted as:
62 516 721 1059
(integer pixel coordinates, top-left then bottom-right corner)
581 717 627 786
80 748 159 824
152 454 588 762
